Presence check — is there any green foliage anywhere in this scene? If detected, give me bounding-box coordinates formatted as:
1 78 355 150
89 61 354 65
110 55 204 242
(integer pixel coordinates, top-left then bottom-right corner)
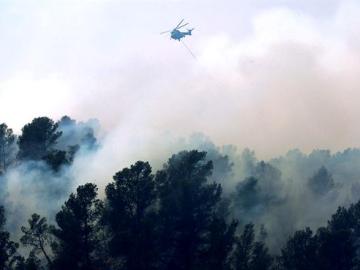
18 117 62 161
233 223 272 270
278 228 318 270
104 161 157 270
234 224 256 270
316 227 355 270
234 162 285 227
0 123 16 173
251 241 273 270
51 183 103 270
14 252 42 270
235 177 260 210
308 166 335 195
3 135 360 270
20 214 52 267
200 217 238 270
156 150 228 270
278 221 357 270
57 115 98 151
43 150 70 172
0 206 19 270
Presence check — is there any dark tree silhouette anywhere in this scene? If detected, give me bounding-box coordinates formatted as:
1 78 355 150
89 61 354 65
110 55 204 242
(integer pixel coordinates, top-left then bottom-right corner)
14 252 41 270
233 223 272 270
57 116 75 127
0 123 16 173
57 116 98 152
200 216 237 270
234 161 285 227
308 166 335 195
103 161 157 270
278 228 318 270
51 183 103 270
3 119 360 270
43 150 69 172
0 206 19 270
278 222 356 270
235 177 260 210
18 117 62 161
233 224 254 270
20 213 52 267
250 241 273 270
316 227 355 270
155 150 229 270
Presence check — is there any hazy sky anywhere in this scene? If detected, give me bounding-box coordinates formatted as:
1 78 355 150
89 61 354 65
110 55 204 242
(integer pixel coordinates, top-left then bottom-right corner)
1 0 360 157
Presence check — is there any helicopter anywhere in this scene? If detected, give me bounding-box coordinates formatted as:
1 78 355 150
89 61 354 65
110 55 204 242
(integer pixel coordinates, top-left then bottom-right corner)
161 19 194 41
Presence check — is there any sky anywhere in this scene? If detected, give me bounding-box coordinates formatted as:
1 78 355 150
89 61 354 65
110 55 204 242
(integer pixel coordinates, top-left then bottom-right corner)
0 0 360 158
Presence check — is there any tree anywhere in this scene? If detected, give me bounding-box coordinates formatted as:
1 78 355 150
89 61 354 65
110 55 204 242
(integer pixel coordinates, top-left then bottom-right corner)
103 161 157 270
14 252 41 270
0 206 20 270
18 117 62 161
239 149 257 178
316 227 355 270
43 150 70 172
279 203 358 270
234 162 284 227
200 217 237 270
20 214 52 267
235 177 260 211
51 183 103 270
278 228 318 270
233 223 273 270
57 116 98 152
308 166 334 195
0 123 16 173
250 241 273 270
233 224 255 270
155 150 227 270
319 203 359 270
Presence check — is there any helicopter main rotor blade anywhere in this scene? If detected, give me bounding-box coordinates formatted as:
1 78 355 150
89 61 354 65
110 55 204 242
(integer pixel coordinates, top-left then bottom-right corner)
176 23 189 29
160 30 172 34
175 19 184 29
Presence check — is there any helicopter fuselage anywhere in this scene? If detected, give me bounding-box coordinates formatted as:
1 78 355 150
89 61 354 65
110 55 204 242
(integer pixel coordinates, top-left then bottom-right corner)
171 29 192 41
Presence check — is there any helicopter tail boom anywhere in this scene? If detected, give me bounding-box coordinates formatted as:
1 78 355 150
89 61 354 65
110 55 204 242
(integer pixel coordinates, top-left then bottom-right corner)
187 28 194 35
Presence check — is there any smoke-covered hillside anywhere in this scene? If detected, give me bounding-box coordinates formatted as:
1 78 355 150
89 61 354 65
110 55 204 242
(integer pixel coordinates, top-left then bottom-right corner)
0 116 360 270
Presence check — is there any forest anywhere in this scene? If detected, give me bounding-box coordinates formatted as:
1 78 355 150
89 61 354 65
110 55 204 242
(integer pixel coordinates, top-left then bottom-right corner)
0 116 360 270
